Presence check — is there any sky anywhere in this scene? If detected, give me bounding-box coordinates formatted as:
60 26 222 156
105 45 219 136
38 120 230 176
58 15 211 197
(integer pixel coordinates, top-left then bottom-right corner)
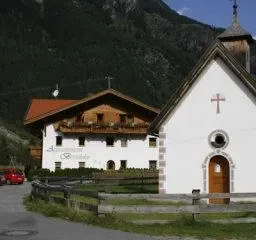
163 0 256 39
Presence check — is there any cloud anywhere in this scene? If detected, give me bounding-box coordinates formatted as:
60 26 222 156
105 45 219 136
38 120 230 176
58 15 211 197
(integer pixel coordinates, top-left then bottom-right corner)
253 35 256 40
177 7 189 16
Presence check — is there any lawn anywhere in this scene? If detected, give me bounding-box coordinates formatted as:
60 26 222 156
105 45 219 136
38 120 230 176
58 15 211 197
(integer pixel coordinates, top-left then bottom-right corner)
27 182 256 239
50 191 98 205
50 191 188 206
117 212 256 221
24 196 256 239
75 183 158 193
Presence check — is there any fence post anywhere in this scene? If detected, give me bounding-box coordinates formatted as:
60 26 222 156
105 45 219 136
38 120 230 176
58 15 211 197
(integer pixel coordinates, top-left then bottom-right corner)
63 186 70 207
97 191 106 217
35 184 40 199
192 189 200 220
30 183 36 200
141 176 144 192
44 185 50 203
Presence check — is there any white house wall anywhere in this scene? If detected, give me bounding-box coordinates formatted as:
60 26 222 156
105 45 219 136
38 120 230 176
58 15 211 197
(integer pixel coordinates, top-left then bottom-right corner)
42 125 158 171
159 57 256 195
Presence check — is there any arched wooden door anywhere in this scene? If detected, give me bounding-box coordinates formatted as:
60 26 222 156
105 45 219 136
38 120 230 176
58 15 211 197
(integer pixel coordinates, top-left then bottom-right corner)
107 160 115 170
209 156 230 204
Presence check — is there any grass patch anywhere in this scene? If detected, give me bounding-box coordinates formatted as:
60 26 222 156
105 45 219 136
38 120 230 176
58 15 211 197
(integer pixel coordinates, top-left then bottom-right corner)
199 212 256 220
49 191 187 206
24 196 256 239
50 191 98 205
24 196 94 222
118 212 256 221
75 183 158 193
137 217 256 239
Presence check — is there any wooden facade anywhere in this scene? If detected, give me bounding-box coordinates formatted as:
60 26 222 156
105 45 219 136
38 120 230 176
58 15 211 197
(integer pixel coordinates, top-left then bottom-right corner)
221 39 250 71
222 39 250 55
52 95 157 135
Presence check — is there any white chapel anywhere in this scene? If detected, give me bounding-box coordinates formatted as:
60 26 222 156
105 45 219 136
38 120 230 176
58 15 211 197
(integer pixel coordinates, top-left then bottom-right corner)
148 2 256 201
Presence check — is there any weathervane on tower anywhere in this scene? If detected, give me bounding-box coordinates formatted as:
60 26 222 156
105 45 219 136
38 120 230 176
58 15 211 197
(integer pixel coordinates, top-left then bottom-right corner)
231 0 238 17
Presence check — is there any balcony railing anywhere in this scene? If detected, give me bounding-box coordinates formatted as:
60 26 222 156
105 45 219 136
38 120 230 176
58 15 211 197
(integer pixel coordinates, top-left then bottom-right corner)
57 121 150 134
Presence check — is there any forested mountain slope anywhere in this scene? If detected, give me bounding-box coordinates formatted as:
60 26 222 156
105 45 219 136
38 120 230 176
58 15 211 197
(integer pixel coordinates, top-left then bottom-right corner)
0 0 255 123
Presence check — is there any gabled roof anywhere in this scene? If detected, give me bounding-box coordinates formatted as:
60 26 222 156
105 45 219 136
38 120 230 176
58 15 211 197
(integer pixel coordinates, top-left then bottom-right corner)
24 89 160 125
148 40 256 134
24 99 77 123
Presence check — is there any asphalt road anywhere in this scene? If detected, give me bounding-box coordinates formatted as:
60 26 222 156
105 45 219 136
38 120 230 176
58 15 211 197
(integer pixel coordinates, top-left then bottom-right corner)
0 182 191 240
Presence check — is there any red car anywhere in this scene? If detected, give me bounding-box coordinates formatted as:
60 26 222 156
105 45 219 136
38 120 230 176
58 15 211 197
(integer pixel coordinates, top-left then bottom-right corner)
1 168 25 185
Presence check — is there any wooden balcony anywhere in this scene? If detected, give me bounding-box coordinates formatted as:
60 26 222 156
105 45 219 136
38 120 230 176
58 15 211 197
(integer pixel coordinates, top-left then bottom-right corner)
57 121 149 135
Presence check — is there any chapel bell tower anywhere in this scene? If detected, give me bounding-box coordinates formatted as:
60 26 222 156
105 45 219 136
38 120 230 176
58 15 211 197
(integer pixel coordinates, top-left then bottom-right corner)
218 0 253 73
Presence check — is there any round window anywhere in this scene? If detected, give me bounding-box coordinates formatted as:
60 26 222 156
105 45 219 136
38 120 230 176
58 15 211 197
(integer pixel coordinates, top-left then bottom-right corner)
208 130 229 149
215 135 225 146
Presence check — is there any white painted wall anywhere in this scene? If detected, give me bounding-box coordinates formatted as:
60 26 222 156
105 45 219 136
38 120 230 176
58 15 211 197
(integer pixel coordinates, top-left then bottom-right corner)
42 124 158 171
162 57 256 194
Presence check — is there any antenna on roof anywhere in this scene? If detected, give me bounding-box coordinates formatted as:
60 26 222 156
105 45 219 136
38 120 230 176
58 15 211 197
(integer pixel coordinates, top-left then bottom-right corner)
52 84 59 98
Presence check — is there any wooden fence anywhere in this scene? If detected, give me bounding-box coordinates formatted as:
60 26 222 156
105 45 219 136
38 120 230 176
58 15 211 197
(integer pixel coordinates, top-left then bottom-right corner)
31 182 99 213
98 191 256 218
30 182 256 219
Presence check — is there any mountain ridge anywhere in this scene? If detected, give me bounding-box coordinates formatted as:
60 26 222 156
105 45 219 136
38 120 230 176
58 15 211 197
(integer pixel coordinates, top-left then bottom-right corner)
0 0 255 123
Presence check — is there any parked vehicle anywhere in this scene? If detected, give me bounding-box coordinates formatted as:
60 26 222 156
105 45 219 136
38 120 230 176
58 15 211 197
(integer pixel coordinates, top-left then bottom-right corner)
0 168 25 185
0 170 6 185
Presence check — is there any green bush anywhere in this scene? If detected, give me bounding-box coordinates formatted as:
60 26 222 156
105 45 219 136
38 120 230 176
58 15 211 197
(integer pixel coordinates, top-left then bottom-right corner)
27 168 103 181
93 169 158 179
27 168 158 181
27 168 51 181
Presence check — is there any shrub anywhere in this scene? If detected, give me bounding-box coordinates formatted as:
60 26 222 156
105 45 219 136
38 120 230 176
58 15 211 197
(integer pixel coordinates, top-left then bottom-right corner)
27 168 103 181
93 168 159 179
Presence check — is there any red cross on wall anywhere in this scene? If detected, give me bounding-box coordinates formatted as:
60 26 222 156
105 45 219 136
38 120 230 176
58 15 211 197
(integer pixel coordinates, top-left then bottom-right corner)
211 94 225 114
